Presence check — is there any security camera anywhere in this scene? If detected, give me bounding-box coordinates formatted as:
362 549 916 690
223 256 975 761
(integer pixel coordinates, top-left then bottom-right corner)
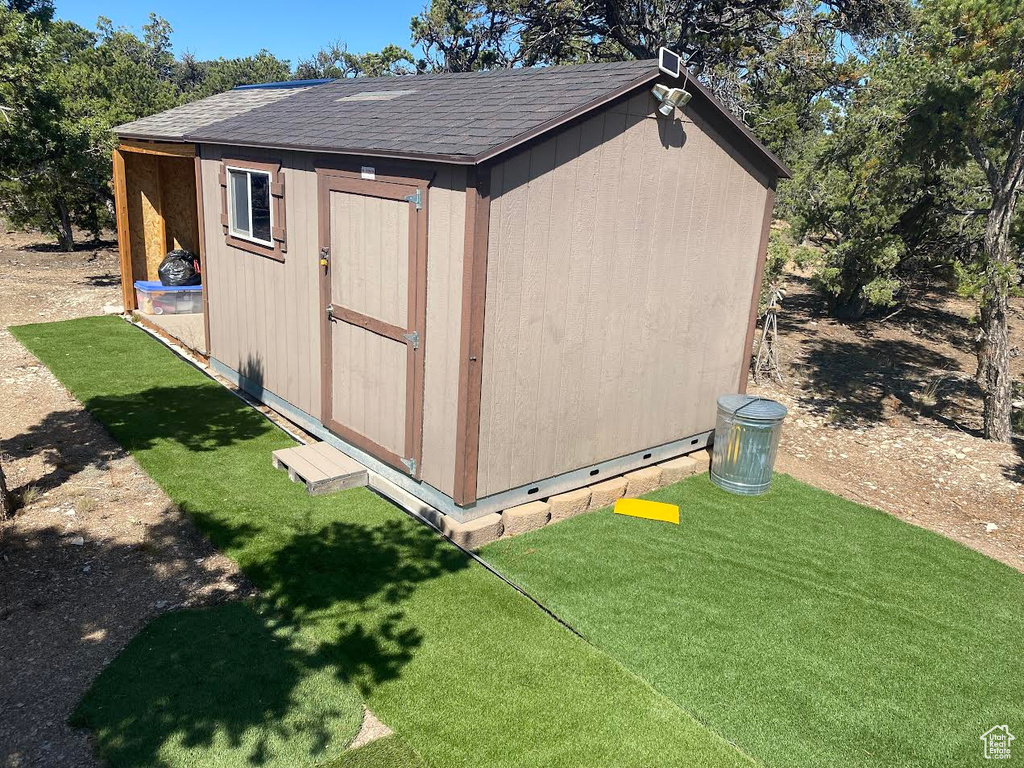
651 83 692 116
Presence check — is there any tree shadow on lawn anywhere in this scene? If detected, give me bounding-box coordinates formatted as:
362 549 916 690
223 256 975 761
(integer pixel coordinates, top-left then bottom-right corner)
57 383 470 767
74 513 466 768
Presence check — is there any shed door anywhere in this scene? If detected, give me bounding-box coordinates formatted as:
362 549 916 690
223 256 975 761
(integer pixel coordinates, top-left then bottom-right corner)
318 173 426 477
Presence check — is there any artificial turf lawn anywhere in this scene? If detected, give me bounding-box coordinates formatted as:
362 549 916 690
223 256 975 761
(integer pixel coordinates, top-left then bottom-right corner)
484 474 1024 768
13 317 753 768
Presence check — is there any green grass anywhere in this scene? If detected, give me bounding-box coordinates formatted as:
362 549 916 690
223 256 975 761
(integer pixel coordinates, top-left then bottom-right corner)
13 317 754 768
71 603 364 768
322 736 429 768
483 474 1024 768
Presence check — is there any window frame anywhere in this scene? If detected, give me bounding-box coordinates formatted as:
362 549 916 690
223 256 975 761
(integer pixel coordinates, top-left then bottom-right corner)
218 157 287 262
227 166 274 247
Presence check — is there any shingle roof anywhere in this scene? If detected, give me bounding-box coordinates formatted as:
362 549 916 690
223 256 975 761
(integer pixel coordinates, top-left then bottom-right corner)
183 60 657 162
114 85 313 141
114 60 789 177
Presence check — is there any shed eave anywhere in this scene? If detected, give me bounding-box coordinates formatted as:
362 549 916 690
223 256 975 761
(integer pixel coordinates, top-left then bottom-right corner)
182 135 480 166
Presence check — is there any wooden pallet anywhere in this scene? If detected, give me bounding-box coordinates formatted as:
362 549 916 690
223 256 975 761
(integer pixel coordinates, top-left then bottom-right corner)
272 442 369 495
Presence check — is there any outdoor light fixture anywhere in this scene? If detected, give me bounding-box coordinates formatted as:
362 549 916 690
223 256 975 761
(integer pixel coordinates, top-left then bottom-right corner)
651 83 692 116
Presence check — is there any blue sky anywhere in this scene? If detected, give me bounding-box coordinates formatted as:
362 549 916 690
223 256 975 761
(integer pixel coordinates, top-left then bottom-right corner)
55 0 426 67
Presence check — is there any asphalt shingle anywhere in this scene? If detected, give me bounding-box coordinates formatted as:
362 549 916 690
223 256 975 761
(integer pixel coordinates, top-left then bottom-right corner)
116 60 658 161
114 86 313 141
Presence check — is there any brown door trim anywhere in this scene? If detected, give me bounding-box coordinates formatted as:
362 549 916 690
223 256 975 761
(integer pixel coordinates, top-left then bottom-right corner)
738 183 776 394
194 151 212 355
317 171 429 478
452 165 492 506
111 148 136 311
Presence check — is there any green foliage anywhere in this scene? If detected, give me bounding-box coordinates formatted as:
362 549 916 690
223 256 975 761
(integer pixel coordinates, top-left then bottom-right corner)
0 7 296 248
295 40 415 79
788 56 919 318
0 10 112 246
177 50 291 99
410 0 518 72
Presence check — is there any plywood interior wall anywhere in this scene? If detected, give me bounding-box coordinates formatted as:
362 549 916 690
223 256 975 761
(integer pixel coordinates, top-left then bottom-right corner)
123 153 199 281
159 157 199 255
475 92 771 498
124 152 163 280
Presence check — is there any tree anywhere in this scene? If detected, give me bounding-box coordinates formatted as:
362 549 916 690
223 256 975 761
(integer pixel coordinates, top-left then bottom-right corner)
789 48 924 319
177 50 291 99
513 0 907 72
295 41 415 79
0 9 110 249
410 0 519 72
901 0 1024 441
4 0 52 22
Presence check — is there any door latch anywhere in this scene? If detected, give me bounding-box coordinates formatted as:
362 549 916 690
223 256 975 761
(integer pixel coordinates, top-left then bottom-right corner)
325 304 334 321
319 246 329 268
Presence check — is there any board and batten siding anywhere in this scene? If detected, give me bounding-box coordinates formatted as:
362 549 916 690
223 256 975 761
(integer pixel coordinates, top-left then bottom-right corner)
421 166 466 496
201 146 465 495
201 146 322 418
475 93 771 498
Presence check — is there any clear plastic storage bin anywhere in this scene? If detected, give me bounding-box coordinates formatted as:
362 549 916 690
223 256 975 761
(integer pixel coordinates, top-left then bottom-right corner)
134 280 203 315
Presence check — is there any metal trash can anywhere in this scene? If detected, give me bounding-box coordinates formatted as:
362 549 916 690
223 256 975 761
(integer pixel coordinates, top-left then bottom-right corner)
710 394 787 495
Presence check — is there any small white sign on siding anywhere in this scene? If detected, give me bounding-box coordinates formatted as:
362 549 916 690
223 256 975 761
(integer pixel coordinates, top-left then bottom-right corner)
361 166 375 180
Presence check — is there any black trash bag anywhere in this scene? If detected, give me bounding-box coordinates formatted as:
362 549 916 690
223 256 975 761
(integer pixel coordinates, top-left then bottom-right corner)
157 249 202 286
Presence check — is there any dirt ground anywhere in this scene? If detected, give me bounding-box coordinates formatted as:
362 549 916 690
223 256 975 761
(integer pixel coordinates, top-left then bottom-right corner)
0 231 252 768
750 270 1024 571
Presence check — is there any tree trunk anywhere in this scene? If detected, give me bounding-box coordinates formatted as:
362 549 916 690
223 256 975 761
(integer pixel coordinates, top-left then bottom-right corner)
0 461 12 521
977 188 1017 442
54 197 74 252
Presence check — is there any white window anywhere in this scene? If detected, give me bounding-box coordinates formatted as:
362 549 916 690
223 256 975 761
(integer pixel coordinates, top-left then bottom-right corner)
227 167 273 246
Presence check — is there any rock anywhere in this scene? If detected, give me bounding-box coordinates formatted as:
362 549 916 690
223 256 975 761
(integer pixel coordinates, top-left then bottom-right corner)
624 466 663 497
588 477 628 510
657 455 699 485
155 600 169 609
501 501 550 537
439 513 503 550
68 536 85 546
547 488 592 522
102 304 124 315
985 522 998 533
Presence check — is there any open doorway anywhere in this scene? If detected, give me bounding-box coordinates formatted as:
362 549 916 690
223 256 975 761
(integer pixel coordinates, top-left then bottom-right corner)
112 140 208 356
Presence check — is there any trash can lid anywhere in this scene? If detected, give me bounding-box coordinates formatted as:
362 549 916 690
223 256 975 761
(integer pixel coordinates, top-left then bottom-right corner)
717 394 788 421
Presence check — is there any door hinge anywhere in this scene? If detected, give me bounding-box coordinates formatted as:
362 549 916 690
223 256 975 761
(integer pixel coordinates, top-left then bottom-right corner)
401 457 417 474
405 189 422 210
403 330 420 349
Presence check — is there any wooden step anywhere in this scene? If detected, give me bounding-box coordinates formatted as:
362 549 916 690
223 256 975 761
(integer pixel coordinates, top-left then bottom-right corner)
272 441 369 495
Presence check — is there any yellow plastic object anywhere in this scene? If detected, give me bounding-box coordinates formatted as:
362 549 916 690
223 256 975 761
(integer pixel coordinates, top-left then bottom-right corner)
613 498 680 525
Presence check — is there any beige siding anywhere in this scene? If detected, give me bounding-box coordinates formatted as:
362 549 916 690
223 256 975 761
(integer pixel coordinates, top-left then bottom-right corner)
331 322 408 455
476 96 771 498
421 166 466 496
330 191 409 328
201 146 322 417
202 147 466 492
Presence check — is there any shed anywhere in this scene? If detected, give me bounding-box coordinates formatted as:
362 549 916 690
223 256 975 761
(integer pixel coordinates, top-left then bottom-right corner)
112 59 789 522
